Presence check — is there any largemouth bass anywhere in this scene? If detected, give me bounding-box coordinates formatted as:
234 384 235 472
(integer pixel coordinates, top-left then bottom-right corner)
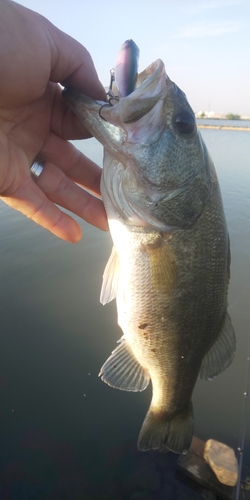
63 46 235 454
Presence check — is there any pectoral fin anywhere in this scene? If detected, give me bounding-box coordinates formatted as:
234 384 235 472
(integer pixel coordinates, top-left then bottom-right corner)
100 246 119 305
200 312 236 380
142 233 176 294
99 338 150 392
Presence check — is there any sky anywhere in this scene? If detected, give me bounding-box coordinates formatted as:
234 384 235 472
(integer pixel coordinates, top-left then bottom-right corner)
16 0 250 116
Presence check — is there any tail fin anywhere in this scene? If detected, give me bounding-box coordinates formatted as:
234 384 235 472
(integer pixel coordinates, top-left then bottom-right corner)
137 403 193 454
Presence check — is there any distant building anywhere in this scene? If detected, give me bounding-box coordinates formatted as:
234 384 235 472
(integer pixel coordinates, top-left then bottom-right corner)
196 110 216 118
195 111 225 119
196 111 250 120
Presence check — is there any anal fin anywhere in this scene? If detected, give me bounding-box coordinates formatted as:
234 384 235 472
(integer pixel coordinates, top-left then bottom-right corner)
99 338 150 392
200 312 236 380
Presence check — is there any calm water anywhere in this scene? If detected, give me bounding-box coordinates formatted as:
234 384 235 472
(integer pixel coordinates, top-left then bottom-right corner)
197 118 250 127
0 124 249 499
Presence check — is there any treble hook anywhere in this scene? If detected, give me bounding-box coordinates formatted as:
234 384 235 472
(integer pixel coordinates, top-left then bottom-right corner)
109 68 115 92
99 103 111 121
106 68 119 105
99 68 119 120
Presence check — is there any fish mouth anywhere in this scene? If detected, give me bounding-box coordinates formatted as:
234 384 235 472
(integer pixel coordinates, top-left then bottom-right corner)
63 59 169 121
99 59 170 129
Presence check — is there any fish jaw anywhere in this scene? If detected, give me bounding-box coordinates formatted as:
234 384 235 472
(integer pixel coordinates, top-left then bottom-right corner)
62 88 127 152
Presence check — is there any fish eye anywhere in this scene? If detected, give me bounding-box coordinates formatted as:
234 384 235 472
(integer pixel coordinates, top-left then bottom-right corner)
174 111 196 135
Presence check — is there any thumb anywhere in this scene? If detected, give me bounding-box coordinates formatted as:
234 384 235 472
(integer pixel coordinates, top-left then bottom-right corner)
47 22 106 100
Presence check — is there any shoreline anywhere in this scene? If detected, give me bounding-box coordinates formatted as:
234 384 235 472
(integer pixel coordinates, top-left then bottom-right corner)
198 124 250 131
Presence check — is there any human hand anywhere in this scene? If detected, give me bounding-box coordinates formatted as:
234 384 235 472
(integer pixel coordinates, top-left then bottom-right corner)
0 0 108 242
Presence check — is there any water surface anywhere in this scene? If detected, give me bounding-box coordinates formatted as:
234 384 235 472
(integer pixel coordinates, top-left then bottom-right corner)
0 128 249 498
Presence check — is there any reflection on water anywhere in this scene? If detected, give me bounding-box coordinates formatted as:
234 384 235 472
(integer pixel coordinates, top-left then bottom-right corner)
0 128 249 498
